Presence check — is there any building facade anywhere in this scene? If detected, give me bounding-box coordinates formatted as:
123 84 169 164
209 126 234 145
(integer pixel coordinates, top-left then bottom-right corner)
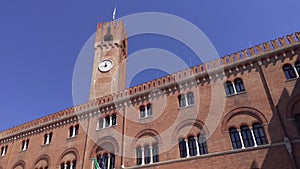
0 20 300 169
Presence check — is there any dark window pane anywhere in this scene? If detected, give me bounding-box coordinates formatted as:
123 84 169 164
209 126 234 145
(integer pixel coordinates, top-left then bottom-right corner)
105 117 110 127
136 147 143 165
198 135 208 155
147 104 152 116
99 118 104 129
153 144 159 163
188 137 197 156
69 126 73 137
234 78 245 93
178 95 186 107
253 123 267 145
229 128 242 149
179 140 187 158
241 126 254 147
283 64 297 80
140 106 146 118
144 145 151 164
225 81 235 95
112 114 117 125
187 92 194 105
295 61 300 75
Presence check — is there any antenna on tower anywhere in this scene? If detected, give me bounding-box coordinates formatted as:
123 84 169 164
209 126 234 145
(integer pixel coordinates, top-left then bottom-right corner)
112 7 117 21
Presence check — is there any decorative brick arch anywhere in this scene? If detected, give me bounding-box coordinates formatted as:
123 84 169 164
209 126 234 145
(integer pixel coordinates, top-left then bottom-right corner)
221 107 268 132
172 119 209 142
33 154 50 169
90 136 120 158
12 160 25 169
286 95 300 119
56 148 79 166
130 129 162 149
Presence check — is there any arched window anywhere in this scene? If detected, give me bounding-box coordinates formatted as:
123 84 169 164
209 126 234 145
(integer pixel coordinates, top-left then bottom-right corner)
234 78 245 93
188 136 197 156
136 147 142 165
241 126 254 147
225 81 235 96
140 104 152 118
144 145 151 164
111 114 117 126
178 92 195 108
105 117 110 128
187 92 194 105
178 139 187 158
283 64 297 80
147 104 152 116
140 106 146 118
1 145 8 157
178 94 186 107
252 123 267 145
229 128 242 149
21 139 29 151
98 118 104 129
44 132 53 145
152 143 159 163
198 134 208 155
69 125 79 137
295 61 300 75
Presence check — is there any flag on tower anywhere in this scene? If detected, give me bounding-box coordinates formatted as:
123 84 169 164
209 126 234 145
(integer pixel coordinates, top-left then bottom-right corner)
112 7 117 21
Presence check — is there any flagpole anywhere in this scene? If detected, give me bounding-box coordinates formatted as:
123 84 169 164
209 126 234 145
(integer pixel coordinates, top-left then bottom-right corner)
92 158 94 169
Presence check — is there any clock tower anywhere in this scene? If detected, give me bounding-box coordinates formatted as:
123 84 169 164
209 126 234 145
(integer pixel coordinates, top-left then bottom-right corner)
89 21 128 100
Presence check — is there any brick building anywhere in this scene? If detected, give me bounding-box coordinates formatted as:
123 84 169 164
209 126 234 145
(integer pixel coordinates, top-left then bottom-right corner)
0 20 300 169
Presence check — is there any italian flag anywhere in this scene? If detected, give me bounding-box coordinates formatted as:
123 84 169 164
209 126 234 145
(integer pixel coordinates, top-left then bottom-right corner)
93 158 100 169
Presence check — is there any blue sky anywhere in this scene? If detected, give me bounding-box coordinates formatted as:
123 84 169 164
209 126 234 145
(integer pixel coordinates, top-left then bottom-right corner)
0 0 299 131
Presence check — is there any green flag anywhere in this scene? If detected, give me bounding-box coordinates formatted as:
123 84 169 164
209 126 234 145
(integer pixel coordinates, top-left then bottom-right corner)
93 158 100 169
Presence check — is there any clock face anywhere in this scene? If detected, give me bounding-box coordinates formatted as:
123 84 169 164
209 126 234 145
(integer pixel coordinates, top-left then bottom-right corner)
98 60 114 72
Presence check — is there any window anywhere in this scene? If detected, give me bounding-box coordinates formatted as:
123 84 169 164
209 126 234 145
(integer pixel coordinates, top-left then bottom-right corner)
188 136 197 156
43 132 53 145
234 78 245 93
229 128 242 149
152 144 159 163
144 145 151 164
136 143 159 165
69 125 79 137
178 92 195 108
140 106 146 118
140 104 152 118
225 78 246 96
252 123 267 145
283 64 297 80
198 134 208 155
96 151 115 169
60 160 76 169
98 114 117 129
295 61 300 75
105 117 110 128
241 126 254 148
225 81 235 95
178 139 187 158
136 147 143 165
21 139 29 151
187 92 194 105
296 114 300 131
1 145 8 157
178 95 186 107
111 114 117 125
